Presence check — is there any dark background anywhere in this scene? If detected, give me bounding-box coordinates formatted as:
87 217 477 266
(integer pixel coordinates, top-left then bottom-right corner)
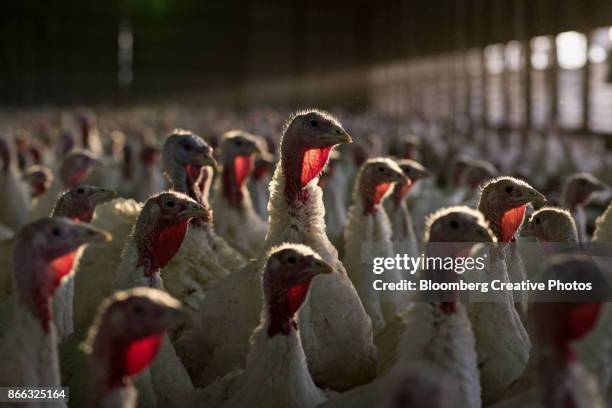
2 0 612 106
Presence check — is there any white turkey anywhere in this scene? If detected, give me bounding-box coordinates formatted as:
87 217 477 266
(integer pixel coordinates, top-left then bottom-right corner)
343 157 407 332
561 172 606 242
211 130 267 258
190 244 334 408
161 130 245 307
385 158 431 252
179 109 376 391
470 176 545 404
29 150 100 221
0 218 108 397
325 206 494 408
0 136 32 230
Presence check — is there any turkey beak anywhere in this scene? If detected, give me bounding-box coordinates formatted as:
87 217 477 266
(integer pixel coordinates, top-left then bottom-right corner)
519 187 546 205
179 202 212 222
195 148 217 170
90 189 118 206
72 223 112 245
319 128 352 146
419 168 433 180
300 256 334 281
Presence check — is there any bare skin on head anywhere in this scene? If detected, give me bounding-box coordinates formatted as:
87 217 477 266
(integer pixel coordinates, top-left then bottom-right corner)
23 165 53 198
280 110 352 202
391 159 431 208
425 206 496 312
13 217 111 331
133 192 210 278
59 150 100 189
561 173 605 211
356 158 407 215
84 288 183 408
263 244 333 337
477 177 546 242
162 130 217 205
522 207 578 245
219 130 263 207
52 185 117 223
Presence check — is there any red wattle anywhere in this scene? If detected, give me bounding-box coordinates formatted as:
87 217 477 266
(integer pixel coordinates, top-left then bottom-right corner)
286 281 312 318
69 169 89 188
234 155 254 188
124 334 164 376
567 303 602 341
500 204 527 242
49 251 77 292
300 147 333 187
185 164 201 183
373 183 392 206
152 221 189 271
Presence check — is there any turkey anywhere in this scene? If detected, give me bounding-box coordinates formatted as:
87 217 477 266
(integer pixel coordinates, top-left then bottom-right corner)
471 176 545 404
180 109 376 391
133 144 166 202
318 154 348 249
52 185 117 222
0 218 108 398
343 157 407 332
111 191 208 408
161 130 245 306
30 150 100 221
71 197 142 333
190 244 334 408
211 130 267 258
325 206 494 408
0 136 32 230
23 164 54 201
522 207 579 256
561 172 606 242
385 158 431 250
82 288 183 408
493 255 606 407
114 191 210 290
47 185 117 341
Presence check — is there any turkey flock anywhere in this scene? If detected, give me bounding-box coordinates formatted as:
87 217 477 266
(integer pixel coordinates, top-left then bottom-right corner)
0 105 611 408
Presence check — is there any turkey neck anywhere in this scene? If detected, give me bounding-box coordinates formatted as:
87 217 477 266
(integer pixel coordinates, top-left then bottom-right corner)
359 178 392 215
166 160 211 207
14 257 54 333
265 279 312 337
478 200 526 243
221 154 253 208
134 215 189 282
391 180 413 210
166 162 212 231
281 133 332 204
421 245 466 313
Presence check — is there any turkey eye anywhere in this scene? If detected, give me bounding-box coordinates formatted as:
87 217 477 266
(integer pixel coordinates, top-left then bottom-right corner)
287 256 297 264
76 188 85 194
378 167 385 172
234 140 243 146
535 217 541 224
51 227 61 237
182 143 191 151
166 201 175 208
133 305 144 315
449 220 459 229
505 186 513 194
309 120 318 128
